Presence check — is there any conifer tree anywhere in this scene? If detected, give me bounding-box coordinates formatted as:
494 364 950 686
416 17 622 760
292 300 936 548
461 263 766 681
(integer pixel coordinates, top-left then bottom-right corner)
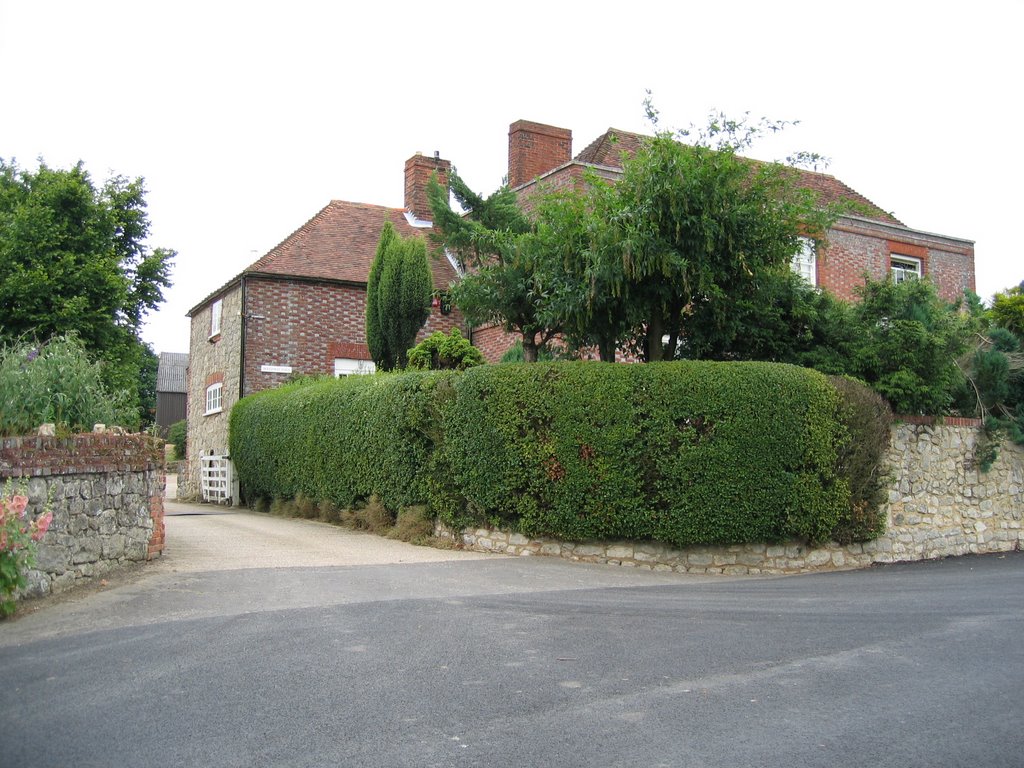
366 222 432 370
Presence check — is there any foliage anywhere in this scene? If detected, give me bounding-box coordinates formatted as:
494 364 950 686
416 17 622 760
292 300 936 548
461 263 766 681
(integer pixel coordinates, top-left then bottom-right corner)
0 159 174 427
407 328 484 371
435 361 857 546
953 307 1024 468
231 361 890 549
583 108 844 362
1 482 53 616
167 419 187 461
365 221 395 368
499 341 556 364
846 279 969 414
428 169 558 362
365 222 432 370
990 281 1024 337
827 376 893 543
0 335 135 436
230 371 452 513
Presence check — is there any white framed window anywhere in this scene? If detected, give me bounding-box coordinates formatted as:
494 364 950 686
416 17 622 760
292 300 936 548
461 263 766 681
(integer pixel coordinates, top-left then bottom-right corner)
333 358 376 377
890 255 922 284
210 299 223 338
205 382 223 415
790 237 816 285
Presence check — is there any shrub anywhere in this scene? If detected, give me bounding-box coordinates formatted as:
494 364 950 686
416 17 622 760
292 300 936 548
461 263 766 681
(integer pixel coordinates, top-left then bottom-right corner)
407 328 484 371
434 361 851 546
828 376 893 542
231 361 888 549
387 505 435 545
167 419 187 461
0 334 134 436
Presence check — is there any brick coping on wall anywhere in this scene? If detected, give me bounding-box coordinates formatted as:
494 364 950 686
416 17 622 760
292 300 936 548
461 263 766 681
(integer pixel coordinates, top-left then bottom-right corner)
895 414 983 427
0 433 165 477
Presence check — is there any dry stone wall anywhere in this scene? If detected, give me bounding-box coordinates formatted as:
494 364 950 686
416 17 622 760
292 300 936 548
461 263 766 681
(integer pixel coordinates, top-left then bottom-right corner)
0 433 166 599
438 423 1023 574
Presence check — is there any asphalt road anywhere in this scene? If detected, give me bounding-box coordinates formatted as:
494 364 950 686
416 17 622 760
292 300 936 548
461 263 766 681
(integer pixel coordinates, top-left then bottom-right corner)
1 507 1022 768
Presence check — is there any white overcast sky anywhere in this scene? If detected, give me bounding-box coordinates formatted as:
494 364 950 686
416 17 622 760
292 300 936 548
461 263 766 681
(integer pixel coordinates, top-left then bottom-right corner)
2 0 1021 354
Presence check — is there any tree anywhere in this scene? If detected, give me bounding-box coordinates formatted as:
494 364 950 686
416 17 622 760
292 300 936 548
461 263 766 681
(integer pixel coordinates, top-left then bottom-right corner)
0 159 174 428
366 221 396 367
365 222 432 370
991 281 1024 337
847 278 970 414
428 169 560 363
595 108 842 362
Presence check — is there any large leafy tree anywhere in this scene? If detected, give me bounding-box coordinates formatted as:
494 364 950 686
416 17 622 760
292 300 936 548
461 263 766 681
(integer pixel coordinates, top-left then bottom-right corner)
598 108 841 362
0 159 174 427
365 221 432 370
428 169 560 363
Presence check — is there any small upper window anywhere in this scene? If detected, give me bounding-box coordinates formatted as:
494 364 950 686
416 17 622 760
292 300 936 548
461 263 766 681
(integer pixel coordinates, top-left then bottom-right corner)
210 299 223 338
205 382 223 415
890 255 922 284
791 238 816 286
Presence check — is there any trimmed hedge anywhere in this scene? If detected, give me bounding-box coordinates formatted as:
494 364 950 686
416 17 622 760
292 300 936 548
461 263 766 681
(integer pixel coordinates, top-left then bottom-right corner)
231 361 886 547
434 362 849 546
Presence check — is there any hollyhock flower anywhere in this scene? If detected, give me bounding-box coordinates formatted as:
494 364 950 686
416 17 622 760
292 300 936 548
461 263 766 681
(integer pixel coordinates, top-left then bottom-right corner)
9 495 28 519
31 511 53 542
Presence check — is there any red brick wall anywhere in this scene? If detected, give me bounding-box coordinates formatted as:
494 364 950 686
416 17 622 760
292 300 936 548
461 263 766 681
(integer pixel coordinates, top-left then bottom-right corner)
242 277 468 393
472 325 519 363
818 222 975 303
508 121 572 189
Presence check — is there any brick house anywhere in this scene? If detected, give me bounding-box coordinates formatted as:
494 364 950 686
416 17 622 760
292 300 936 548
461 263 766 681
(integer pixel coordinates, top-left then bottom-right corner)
470 120 977 362
183 153 465 501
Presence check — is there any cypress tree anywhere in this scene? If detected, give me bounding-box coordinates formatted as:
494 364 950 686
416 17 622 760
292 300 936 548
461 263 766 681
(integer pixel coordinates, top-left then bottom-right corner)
368 222 433 370
366 221 396 369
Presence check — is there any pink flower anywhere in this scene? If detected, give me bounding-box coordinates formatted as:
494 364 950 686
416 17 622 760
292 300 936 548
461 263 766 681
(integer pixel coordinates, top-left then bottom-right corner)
9 495 28 519
31 511 53 542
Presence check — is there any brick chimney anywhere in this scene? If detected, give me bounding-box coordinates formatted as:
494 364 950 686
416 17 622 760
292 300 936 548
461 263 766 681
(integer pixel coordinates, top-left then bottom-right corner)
404 152 450 222
508 120 573 189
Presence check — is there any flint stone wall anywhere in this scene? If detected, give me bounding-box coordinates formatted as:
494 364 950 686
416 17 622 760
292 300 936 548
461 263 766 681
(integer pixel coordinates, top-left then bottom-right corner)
437 423 1023 574
0 434 166 599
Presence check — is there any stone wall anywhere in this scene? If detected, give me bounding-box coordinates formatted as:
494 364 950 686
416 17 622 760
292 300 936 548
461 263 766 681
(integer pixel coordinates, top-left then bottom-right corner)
0 433 165 599
437 423 1023 574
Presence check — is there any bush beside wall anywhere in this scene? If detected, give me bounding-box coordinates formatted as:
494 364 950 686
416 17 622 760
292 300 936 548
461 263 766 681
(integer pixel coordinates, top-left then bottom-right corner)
231 361 880 548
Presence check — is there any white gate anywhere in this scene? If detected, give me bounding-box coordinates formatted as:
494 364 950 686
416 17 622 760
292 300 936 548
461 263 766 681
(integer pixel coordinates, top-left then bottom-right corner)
200 454 232 503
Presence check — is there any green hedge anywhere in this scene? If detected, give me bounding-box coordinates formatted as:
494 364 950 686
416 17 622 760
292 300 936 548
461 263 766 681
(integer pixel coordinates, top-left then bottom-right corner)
434 362 850 546
231 361 885 547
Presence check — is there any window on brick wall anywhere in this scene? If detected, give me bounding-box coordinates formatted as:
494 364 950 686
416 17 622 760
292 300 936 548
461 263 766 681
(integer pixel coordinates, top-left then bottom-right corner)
205 382 223 415
890 255 922 284
333 358 376 377
790 237 816 286
210 299 222 338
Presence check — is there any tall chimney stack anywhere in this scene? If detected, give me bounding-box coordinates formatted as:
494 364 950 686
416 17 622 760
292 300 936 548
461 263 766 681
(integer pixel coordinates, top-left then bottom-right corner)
404 152 450 222
508 120 572 189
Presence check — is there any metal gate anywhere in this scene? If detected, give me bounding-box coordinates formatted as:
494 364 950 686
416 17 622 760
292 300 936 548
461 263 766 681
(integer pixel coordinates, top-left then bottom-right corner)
200 454 232 503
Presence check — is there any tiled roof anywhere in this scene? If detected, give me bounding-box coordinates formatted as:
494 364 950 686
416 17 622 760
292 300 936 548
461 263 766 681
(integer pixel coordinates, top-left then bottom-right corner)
246 200 458 288
188 201 458 315
574 128 903 226
156 352 188 393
